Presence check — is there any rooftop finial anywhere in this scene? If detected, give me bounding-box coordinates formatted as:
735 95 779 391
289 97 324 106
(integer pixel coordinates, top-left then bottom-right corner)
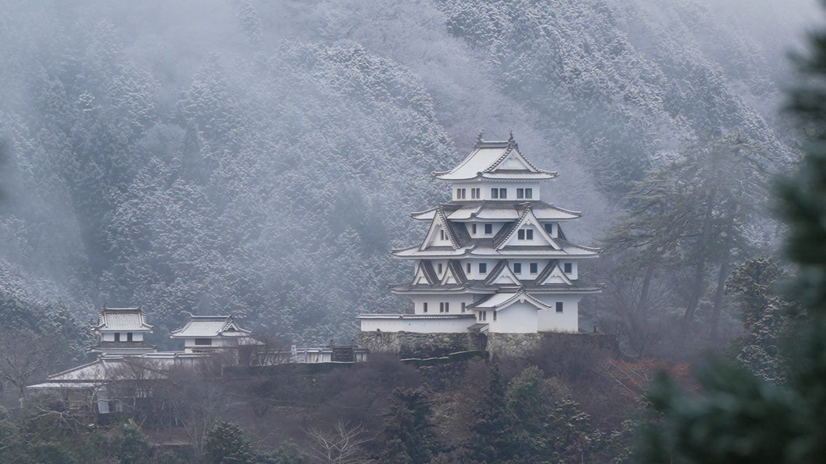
476 130 484 145
508 131 517 149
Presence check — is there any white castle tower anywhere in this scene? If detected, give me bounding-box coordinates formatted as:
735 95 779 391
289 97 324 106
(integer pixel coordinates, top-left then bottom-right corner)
359 135 601 335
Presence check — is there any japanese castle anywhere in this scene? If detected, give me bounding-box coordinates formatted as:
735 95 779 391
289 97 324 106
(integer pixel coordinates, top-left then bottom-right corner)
359 134 601 334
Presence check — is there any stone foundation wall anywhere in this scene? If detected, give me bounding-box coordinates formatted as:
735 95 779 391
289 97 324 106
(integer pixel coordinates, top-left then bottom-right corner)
359 331 478 358
360 330 616 360
486 332 616 358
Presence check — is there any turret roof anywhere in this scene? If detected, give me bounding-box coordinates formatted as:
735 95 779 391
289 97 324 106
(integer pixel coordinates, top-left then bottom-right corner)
170 315 252 338
92 306 153 332
432 137 557 181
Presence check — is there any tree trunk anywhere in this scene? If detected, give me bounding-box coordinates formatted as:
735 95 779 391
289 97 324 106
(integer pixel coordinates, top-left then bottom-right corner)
682 188 717 333
637 262 656 316
710 217 735 345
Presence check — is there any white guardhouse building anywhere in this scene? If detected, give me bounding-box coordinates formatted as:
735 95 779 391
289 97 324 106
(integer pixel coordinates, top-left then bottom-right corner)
170 315 254 353
90 306 157 355
359 135 601 335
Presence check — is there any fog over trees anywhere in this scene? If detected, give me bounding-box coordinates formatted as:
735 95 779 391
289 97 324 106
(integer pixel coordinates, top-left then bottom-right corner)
1 0 824 462
0 0 812 349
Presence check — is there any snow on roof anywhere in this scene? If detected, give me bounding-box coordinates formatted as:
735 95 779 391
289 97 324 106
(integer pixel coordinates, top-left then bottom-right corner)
433 137 557 182
411 202 581 221
170 315 252 338
467 289 553 311
45 355 174 382
357 314 476 320
93 306 153 332
392 240 598 259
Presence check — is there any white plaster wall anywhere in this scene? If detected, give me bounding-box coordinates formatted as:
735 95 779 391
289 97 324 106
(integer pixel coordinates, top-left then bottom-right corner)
360 317 475 333
183 337 231 348
101 332 146 342
412 294 472 315
464 259 498 280
508 226 551 247
508 259 548 281
469 223 505 239
487 303 539 333
563 261 578 280
536 295 581 332
451 181 541 202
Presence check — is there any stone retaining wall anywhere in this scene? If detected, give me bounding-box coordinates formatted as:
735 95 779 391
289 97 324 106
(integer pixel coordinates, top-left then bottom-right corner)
486 332 616 358
358 331 478 358
360 330 615 360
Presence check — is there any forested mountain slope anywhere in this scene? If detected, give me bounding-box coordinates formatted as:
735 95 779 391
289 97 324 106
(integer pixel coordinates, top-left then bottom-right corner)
0 0 811 346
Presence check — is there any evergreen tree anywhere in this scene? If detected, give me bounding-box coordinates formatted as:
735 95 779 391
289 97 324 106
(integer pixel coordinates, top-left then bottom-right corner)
381 387 439 464
639 6 826 462
727 256 793 382
204 422 256 464
464 366 519 464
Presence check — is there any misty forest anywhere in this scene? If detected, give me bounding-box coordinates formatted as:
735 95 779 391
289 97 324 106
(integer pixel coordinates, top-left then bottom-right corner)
2 0 826 463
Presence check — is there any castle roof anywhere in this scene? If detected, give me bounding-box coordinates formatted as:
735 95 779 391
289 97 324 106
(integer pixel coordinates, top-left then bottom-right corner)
432 137 557 182
391 238 599 259
92 306 153 332
411 201 581 222
467 289 553 311
388 279 602 295
170 315 252 338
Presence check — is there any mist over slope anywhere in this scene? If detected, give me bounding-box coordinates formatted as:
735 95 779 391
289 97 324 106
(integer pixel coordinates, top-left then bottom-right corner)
0 0 809 344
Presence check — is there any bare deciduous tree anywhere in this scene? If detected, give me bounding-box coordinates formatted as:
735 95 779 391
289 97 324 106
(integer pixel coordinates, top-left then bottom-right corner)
304 420 371 464
0 329 65 406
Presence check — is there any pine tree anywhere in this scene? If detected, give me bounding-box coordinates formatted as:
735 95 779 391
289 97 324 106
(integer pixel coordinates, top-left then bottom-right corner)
639 5 826 462
464 366 519 464
381 388 440 464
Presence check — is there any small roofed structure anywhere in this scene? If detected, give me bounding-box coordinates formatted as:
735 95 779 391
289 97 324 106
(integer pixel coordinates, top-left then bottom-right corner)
90 306 156 355
170 315 254 353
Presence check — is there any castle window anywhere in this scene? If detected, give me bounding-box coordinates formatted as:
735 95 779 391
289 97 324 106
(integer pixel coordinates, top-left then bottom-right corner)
471 188 477 199
127 333 133 342
472 224 477 234
545 223 553 235
517 188 524 199
195 338 212 346
530 263 538 274
423 302 428 313
525 188 533 199
461 302 466 313
527 230 533 240
467 263 471 273
438 263 443 274
564 262 573 273
499 188 507 199
493 311 497 321
114 333 120 342
440 302 445 313
440 230 445 241
556 302 563 313
479 263 487 274
513 263 522 274
445 302 450 313
485 224 492 234
518 230 525 240
491 188 499 199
